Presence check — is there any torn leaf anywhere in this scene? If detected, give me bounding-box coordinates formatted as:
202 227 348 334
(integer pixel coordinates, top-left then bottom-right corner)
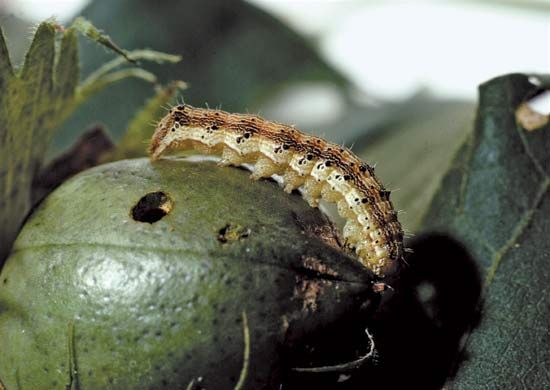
516 101 549 131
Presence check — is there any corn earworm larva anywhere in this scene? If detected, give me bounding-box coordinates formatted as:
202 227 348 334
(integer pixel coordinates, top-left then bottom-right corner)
149 104 404 277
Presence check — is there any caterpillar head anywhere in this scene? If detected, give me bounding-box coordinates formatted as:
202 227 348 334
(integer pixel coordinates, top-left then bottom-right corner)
149 105 192 159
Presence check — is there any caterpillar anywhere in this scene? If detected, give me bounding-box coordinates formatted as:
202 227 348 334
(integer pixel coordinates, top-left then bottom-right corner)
149 104 404 277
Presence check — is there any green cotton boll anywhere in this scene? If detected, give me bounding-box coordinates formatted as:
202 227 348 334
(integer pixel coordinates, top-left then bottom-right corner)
0 158 376 389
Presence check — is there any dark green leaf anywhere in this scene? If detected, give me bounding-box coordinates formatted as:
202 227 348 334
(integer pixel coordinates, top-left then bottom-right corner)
421 73 550 389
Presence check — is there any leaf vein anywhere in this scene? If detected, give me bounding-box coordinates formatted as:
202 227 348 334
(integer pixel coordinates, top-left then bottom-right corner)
515 123 548 179
485 176 549 285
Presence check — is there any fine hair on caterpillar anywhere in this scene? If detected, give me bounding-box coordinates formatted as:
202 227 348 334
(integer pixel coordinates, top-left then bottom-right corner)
149 104 404 277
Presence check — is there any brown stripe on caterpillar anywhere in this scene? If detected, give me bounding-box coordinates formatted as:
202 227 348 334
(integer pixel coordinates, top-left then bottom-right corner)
149 104 404 277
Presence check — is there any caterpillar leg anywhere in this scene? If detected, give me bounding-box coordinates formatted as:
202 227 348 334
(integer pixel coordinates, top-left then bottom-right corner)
282 169 305 193
250 156 280 180
302 177 323 207
219 146 243 167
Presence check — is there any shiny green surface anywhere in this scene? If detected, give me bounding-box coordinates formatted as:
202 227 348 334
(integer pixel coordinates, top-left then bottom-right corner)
0 158 374 389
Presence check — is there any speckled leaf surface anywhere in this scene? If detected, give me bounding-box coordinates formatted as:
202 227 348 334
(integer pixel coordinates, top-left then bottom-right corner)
421 74 550 389
0 22 79 263
0 20 180 263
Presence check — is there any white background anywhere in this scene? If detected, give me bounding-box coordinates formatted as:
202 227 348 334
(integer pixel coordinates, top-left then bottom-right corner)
3 0 550 108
